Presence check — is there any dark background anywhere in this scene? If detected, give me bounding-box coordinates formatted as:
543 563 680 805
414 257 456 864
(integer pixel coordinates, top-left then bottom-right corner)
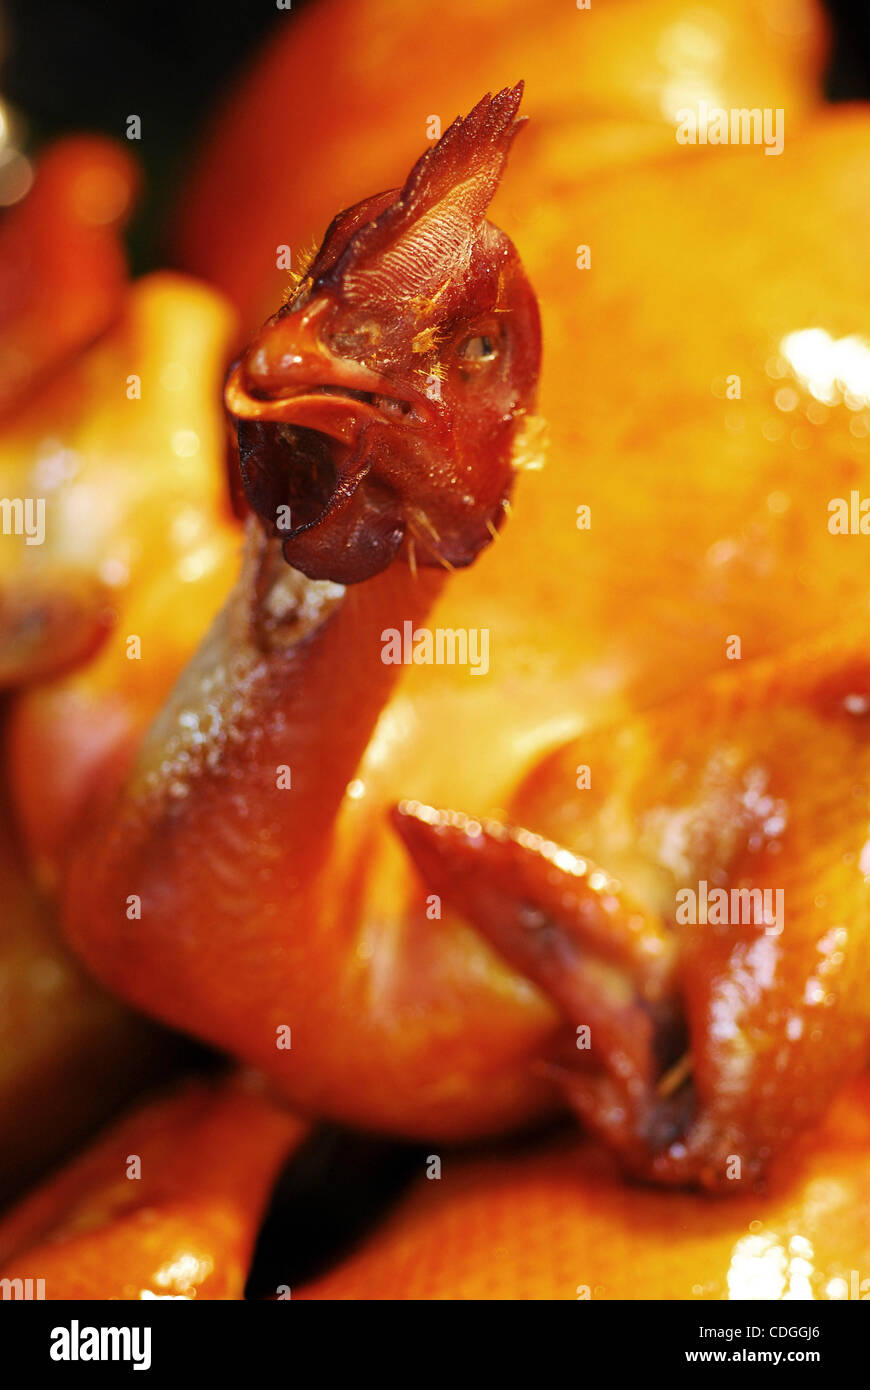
2 0 869 274
0 0 306 269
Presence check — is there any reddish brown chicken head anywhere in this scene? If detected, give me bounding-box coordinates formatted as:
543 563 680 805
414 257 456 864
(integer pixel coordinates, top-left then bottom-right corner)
225 83 541 583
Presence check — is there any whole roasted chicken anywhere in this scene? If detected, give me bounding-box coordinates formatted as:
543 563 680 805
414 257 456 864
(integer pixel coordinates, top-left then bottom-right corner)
6 84 865 1195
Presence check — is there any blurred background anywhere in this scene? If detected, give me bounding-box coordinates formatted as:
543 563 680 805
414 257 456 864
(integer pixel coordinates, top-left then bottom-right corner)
0 0 868 272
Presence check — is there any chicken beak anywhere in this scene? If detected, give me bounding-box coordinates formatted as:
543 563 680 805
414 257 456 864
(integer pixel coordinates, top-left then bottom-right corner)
225 296 403 446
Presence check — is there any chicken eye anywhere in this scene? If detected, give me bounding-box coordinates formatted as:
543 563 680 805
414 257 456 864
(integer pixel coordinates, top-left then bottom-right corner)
459 332 498 363
331 321 381 357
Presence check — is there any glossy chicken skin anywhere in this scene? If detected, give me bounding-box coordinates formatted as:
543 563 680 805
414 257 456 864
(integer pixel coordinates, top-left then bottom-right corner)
398 632 870 1189
299 1077 870 1300
0 1075 305 1299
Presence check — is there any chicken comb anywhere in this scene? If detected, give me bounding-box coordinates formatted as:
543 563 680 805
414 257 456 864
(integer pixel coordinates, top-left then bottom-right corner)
324 83 527 309
387 82 526 237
